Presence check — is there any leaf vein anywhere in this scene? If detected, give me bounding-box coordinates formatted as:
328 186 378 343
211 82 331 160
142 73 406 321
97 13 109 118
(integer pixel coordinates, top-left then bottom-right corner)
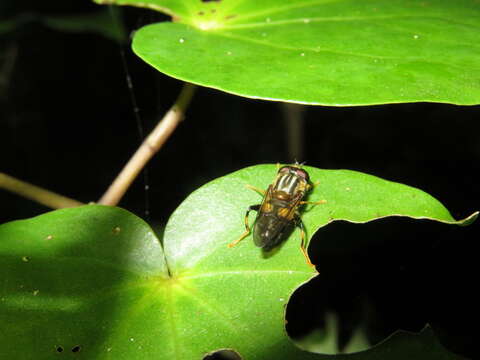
215 31 480 72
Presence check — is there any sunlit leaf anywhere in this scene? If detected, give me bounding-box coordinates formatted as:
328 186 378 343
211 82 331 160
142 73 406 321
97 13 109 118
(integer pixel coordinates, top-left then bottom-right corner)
94 0 480 105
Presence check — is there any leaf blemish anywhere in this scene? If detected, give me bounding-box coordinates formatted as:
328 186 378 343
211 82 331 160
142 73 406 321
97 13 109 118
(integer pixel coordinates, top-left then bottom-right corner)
22 256 30 262
203 349 241 360
198 11 205 15
201 0 221 2
45 235 53 240
113 226 121 234
71 345 82 353
56 346 64 353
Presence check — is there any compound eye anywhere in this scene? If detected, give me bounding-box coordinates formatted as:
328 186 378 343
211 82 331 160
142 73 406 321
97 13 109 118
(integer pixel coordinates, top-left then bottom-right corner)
278 166 292 174
296 169 310 182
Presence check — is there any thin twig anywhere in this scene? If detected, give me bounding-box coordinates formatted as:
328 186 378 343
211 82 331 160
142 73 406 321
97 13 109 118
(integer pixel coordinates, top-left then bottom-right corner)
282 103 306 162
98 82 197 206
0 173 84 209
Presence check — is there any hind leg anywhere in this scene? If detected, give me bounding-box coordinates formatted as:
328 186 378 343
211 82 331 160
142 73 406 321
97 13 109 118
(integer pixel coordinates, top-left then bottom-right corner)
295 217 315 268
228 205 260 248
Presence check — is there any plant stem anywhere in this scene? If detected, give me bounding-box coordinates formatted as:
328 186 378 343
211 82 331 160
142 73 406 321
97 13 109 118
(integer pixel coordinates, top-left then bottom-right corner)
0 41 18 99
282 103 306 163
0 173 84 209
98 82 197 206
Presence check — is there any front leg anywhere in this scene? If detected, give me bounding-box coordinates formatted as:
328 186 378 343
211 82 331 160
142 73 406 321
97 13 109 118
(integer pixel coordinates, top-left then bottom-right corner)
245 184 266 196
228 204 261 248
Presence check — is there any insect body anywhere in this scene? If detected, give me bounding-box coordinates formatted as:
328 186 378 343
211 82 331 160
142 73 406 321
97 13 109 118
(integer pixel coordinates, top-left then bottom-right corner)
228 165 326 267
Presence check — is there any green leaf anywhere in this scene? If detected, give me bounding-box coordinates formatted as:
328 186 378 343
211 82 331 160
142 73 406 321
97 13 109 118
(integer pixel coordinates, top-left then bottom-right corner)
341 326 468 360
42 8 126 42
94 0 480 105
296 322 467 360
295 313 371 354
0 206 168 358
0 19 17 35
1 165 476 359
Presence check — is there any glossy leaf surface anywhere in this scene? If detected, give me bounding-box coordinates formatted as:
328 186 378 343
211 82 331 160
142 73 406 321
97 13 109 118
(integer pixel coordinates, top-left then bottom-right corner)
0 165 476 359
95 0 480 105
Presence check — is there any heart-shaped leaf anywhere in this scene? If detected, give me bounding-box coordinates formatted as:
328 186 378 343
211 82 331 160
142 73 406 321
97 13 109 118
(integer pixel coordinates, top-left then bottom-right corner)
94 0 480 105
0 165 476 359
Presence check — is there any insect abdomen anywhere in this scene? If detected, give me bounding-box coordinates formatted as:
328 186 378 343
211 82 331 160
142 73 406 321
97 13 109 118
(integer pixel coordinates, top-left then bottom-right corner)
253 213 291 250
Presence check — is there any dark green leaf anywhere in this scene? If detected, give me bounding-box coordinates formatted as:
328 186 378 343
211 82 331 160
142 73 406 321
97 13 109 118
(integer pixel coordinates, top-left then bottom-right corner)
1 165 476 358
42 8 126 42
0 9 126 42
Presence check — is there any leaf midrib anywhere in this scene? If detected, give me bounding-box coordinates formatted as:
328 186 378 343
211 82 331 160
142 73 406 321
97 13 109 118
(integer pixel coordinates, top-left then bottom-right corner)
179 269 314 280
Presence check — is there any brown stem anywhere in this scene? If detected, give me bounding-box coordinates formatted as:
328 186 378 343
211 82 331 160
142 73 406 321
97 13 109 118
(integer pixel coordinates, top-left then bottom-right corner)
0 173 84 209
98 82 197 206
282 103 306 163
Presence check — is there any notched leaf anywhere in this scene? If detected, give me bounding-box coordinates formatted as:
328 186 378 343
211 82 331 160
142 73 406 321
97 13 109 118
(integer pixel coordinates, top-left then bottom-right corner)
1 165 476 359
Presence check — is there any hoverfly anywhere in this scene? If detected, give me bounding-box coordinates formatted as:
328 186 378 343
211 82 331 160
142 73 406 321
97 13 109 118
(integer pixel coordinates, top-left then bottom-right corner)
228 164 326 267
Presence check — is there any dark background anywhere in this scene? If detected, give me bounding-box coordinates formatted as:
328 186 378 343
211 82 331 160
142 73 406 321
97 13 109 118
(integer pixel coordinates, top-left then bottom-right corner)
1 1 478 358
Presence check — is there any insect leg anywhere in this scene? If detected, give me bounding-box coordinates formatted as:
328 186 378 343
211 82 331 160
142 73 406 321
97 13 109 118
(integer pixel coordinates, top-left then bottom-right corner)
300 199 327 205
245 184 266 196
228 205 260 248
296 217 315 267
